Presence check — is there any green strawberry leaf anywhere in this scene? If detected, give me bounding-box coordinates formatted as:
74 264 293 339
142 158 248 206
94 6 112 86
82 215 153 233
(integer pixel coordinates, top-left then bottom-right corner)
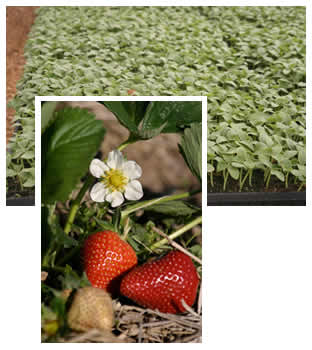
179 122 202 182
93 217 116 232
141 101 202 135
103 101 202 140
41 101 59 134
58 266 90 290
53 224 79 249
42 107 106 204
121 101 149 126
102 101 139 134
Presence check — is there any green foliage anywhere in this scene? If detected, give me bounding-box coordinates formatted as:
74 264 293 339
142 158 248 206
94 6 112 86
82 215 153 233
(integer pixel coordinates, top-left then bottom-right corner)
103 101 202 140
42 107 105 203
6 117 35 188
179 123 202 182
41 101 59 134
58 267 90 291
7 6 305 192
141 101 202 134
204 7 306 190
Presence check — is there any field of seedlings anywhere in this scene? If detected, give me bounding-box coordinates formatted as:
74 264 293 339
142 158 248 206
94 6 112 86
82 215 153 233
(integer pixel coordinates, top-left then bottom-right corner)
206 8 306 192
7 6 306 195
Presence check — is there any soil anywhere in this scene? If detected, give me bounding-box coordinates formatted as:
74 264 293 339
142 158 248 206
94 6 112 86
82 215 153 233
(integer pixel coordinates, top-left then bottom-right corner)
6 6 39 144
6 176 34 199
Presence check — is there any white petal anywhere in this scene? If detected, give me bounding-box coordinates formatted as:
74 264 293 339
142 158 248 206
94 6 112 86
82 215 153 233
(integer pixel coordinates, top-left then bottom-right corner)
106 191 124 207
107 150 124 170
90 182 108 202
121 160 142 180
89 159 109 178
124 180 143 201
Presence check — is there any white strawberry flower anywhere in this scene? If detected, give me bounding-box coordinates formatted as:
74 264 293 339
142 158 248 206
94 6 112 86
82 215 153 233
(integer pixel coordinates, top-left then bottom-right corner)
89 149 143 207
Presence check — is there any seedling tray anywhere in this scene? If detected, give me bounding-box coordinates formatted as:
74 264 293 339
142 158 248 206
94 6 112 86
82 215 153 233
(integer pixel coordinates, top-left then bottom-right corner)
207 191 306 206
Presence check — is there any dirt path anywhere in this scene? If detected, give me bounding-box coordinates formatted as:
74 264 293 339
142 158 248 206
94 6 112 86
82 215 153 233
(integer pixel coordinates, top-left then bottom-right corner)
6 6 39 144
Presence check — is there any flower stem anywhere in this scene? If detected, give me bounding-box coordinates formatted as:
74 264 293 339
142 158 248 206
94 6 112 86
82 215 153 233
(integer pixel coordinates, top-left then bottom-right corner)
118 136 138 152
121 188 201 220
64 174 94 234
149 216 202 251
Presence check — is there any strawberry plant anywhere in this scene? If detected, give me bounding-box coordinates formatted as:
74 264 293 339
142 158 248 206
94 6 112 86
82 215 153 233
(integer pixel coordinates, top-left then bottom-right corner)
41 101 202 343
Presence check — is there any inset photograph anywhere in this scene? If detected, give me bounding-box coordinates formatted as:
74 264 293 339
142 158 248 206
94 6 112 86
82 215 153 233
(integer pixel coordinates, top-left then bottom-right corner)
41 99 203 343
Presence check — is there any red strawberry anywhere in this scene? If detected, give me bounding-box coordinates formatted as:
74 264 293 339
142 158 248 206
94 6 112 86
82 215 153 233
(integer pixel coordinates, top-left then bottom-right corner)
83 230 137 294
120 250 199 314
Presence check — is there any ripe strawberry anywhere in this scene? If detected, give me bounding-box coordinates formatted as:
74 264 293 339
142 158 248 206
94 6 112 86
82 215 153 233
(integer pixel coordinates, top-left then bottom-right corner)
120 250 199 314
83 230 137 294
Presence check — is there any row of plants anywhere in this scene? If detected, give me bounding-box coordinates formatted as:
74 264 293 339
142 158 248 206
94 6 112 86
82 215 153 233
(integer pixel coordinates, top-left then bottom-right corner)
207 111 305 192
41 101 202 342
7 6 305 194
206 6 306 191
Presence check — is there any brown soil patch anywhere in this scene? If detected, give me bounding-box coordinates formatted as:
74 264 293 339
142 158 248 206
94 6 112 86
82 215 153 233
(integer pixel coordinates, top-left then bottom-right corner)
6 6 39 144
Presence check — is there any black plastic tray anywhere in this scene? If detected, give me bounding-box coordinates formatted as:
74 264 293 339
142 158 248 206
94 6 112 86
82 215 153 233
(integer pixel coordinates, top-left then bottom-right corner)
207 191 306 206
6 196 35 206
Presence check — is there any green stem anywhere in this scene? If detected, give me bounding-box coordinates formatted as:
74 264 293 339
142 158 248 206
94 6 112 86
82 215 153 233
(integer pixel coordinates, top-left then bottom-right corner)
42 265 67 274
239 168 242 189
285 172 289 188
210 171 214 187
118 136 139 151
150 216 202 251
223 170 229 191
42 244 56 268
249 169 253 187
240 170 250 192
64 174 95 234
121 189 201 220
265 171 272 189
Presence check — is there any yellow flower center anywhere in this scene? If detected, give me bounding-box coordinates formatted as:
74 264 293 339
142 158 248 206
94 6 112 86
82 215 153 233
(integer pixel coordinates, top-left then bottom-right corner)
102 168 128 192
